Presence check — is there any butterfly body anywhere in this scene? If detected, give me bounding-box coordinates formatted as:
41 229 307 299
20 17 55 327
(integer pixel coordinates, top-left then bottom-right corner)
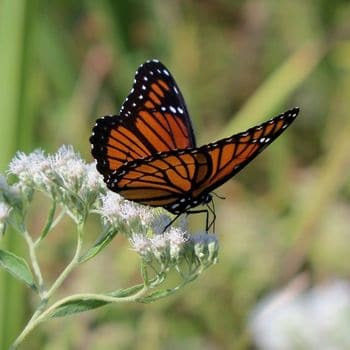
90 59 299 217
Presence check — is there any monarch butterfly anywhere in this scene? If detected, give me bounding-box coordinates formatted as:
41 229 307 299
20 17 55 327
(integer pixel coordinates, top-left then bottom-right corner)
90 59 299 227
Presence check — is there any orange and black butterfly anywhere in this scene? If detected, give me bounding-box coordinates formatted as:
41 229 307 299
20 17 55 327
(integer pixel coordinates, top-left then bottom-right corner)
90 59 299 226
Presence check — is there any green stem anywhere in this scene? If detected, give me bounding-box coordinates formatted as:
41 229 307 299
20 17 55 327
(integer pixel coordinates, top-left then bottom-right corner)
41 286 149 321
23 230 45 296
10 222 85 349
10 287 149 349
43 221 84 300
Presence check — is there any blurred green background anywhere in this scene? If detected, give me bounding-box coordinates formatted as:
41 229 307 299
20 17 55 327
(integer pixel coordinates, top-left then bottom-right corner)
1 0 350 349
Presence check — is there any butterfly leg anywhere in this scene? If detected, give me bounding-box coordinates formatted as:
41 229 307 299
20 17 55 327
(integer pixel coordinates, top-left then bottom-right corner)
206 200 216 232
184 209 211 232
162 213 182 233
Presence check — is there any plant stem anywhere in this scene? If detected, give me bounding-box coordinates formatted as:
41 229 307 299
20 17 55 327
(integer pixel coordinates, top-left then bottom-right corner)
40 286 149 321
10 222 84 349
23 230 45 296
10 287 149 349
43 221 84 300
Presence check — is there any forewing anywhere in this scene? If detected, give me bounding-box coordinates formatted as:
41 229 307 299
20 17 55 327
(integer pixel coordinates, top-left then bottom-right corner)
90 60 195 177
121 59 196 150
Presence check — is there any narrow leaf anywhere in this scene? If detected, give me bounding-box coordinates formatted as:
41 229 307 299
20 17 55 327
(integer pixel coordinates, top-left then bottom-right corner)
38 200 56 242
138 288 177 303
49 298 109 318
79 228 118 263
107 284 144 298
0 249 36 290
49 284 145 318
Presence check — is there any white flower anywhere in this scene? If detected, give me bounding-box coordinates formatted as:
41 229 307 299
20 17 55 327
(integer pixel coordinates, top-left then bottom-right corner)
49 145 86 188
165 227 188 260
165 227 188 244
118 201 142 221
150 234 168 250
84 163 105 191
250 279 350 350
8 150 51 189
100 191 155 227
100 192 126 223
130 234 151 257
137 207 155 226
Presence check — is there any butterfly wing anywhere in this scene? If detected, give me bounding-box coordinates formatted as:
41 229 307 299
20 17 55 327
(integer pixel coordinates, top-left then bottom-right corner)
90 59 196 177
191 107 300 197
106 151 211 208
105 108 299 213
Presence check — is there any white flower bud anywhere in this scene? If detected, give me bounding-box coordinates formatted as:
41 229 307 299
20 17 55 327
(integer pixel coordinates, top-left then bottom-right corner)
190 233 219 265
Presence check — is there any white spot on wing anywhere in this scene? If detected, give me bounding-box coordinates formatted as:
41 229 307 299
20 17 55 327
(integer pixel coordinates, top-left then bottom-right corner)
169 106 176 113
163 69 170 76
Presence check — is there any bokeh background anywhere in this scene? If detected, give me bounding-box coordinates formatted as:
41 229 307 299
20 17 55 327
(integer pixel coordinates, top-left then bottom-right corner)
1 1 350 349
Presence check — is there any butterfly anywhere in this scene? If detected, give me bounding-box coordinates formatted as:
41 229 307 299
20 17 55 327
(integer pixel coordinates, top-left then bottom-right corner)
90 59 299 228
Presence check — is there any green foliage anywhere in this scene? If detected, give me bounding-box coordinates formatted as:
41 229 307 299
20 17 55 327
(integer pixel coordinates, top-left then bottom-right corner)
0 250 36 291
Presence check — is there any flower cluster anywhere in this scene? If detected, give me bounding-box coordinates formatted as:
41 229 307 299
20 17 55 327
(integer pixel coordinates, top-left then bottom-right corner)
100 191 219 270
8 146 105 220
2 145 219 272
130 227 188 263
100 192 155 229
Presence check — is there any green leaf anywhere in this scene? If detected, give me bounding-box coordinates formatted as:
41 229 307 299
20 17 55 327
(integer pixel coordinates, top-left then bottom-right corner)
78 228 118 263
0 249 36 290
49 298 109 318
107 284 144 298
49 284 145 318
37 200 56 242
138 288 177 303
